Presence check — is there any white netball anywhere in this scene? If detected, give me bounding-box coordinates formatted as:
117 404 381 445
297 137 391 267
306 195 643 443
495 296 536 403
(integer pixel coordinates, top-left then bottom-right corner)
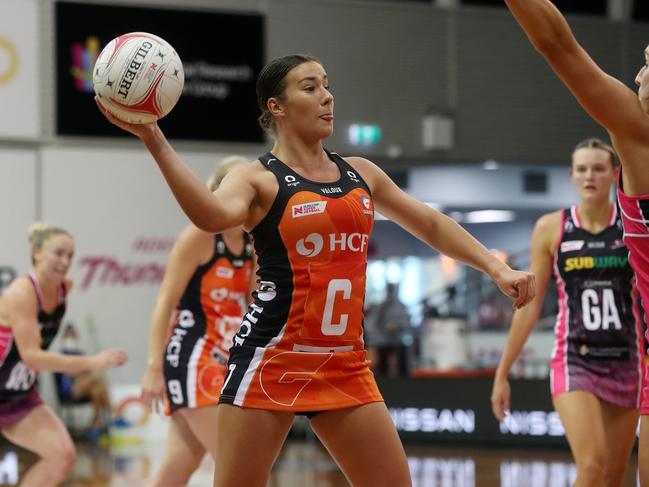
93 32 184 124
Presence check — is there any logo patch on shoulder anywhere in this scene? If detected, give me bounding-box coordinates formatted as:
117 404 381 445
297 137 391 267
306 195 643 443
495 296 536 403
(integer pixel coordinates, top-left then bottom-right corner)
292 201 327 218
560 240 585 253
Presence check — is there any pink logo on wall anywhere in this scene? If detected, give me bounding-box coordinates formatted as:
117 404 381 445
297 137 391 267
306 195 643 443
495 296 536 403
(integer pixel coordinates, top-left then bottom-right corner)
77 237 175 290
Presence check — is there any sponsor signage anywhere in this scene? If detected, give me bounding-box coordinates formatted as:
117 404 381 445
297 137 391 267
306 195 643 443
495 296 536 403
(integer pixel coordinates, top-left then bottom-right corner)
377 377 569 447
0 452 18 485
55 1 264 142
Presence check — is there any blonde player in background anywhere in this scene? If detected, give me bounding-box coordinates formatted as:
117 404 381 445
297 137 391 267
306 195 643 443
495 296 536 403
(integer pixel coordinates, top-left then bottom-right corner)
0 223 127 487
491 139 643 487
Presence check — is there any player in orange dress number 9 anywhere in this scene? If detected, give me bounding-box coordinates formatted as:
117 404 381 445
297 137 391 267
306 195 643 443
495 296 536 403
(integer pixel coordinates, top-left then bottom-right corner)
139 156 255 487
96 54 535 487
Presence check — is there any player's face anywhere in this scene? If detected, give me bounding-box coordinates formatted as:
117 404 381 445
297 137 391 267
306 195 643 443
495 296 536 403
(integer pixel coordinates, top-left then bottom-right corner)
635 46 649 115
570 148 616 203
277 61 334 140
33 234 75 283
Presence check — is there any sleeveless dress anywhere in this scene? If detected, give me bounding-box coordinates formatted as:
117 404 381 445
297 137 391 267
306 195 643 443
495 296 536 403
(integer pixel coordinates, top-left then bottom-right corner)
220 150 383 412
163 233 253 413
550 206 643 408
617 171 649 413
0 274 66 427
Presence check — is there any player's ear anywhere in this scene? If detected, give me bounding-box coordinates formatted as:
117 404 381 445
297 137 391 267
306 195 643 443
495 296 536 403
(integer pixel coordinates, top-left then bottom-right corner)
268 97 284 118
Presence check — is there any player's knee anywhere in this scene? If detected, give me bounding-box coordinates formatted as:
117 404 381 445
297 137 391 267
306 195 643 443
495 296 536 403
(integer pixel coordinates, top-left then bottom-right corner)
60 442 77 469
604 463 629 487
44 442 76 479
579 457 605 483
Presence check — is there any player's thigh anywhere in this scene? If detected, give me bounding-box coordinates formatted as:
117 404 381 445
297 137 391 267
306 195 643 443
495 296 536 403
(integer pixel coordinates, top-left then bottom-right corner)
600 400 638 471
178 405 220 457
152 411 206 483
2 404 75 460
553 391 606 464
213 404 294 487
310 402 411 487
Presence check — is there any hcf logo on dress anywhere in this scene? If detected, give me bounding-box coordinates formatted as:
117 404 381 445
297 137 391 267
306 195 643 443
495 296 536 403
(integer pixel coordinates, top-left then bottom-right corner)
295 232 369 257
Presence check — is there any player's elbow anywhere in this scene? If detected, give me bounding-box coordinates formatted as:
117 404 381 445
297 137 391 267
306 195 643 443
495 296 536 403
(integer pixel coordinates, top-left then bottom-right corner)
532 31 577 63
193 204 244 234
189 211 230 233
532 36 562 57
193 218 221 234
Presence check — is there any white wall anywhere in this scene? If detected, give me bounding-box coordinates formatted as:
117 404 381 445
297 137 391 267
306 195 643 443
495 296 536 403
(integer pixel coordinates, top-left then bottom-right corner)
0 0 40 138
0 149 36 278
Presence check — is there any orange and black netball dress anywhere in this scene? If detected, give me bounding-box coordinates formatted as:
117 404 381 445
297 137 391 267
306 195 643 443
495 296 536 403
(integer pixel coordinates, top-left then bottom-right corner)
220 150 383 412
163 233 253 413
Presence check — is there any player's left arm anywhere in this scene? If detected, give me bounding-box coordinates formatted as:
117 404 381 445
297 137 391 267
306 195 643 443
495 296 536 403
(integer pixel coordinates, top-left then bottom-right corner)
347 157 535 309
505 0 649 140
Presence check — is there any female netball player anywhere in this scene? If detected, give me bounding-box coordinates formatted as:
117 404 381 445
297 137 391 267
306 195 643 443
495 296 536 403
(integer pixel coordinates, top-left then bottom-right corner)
504 1 649 484
96 53 534 487
0 223 127 487
491 139 643 487
140 156 255 487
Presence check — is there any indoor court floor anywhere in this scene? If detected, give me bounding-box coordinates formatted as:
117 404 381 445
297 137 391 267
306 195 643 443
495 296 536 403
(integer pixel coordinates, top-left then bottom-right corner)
0 437 640 486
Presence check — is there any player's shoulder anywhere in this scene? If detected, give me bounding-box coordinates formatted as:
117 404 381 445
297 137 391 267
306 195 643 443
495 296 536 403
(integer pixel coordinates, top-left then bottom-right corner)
233 159 278 184
175 225 214 252
343 156 377 172
338 155 383 189
536 210 563 230
533 210 563 248
0 276 37 308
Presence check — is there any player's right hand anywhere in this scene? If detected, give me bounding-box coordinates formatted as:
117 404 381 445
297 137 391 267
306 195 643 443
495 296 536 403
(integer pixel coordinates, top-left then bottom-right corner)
95 96 157 139
490 375 511 422
140 366 166 414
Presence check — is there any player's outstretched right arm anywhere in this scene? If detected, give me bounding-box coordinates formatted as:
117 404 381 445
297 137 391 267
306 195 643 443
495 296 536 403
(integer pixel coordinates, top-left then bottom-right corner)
95 99 255 233
504 0 649 141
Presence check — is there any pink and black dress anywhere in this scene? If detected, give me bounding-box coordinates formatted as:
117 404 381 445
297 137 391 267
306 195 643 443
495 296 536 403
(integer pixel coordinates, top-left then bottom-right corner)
617 172 649 413
550 206 644 408
0 274 66 428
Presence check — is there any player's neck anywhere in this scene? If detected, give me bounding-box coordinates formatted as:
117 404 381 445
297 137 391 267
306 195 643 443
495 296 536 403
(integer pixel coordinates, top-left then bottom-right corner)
576 200 612 231
31 269 60 302
271 134 328 169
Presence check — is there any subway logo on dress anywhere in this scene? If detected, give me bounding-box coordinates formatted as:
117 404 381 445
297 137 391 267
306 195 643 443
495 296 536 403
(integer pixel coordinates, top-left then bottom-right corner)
564 256 628 272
